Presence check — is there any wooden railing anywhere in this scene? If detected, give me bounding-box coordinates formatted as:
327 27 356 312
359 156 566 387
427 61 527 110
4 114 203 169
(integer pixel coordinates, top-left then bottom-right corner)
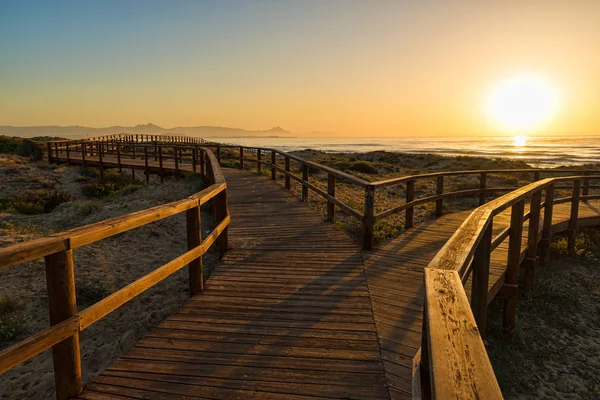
4 134 600 398
47 137 599 250
420 174 600 399
0 146 228 400
208 144 598 249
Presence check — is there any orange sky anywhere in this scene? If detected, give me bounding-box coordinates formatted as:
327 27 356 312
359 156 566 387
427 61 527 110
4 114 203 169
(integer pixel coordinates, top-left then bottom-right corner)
1 1 599 136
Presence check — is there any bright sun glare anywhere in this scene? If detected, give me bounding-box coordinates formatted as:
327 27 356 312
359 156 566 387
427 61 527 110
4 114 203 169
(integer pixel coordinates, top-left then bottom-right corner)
485 73 561 134
513 135 527 147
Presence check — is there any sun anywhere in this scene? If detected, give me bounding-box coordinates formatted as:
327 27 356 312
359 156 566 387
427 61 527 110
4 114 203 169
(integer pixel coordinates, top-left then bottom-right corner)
485 73 561 134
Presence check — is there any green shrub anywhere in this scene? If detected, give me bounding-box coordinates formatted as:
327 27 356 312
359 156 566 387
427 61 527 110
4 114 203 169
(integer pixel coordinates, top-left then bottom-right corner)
219 159 240 169
0 190 73 214
117 184 144 196
81 183 118 198
0 295 23 344
0 136 20 154
70 200 101 216
15 139 44 161
74 175 90 183
349 161 378 174
78 167 98 179
551 230 600 257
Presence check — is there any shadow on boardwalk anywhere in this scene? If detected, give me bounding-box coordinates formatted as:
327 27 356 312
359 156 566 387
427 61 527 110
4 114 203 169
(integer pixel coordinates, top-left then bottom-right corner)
76 168 600 400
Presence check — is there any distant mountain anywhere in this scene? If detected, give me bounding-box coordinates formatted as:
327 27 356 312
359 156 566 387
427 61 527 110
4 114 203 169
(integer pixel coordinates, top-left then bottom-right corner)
0 124 295 138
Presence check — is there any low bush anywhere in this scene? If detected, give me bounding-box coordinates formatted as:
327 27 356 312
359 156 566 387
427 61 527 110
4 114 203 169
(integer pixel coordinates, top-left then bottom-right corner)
81 183 118 198
0 190 73 214
0 136 20 154
349 161 378 174
0 295 23 344
15 139 44 161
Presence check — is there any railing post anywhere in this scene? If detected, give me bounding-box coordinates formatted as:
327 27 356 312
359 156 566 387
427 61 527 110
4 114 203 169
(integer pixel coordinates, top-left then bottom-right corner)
200 149 205 179
144 146 150 183
192 148 197 173
523 190 542 292
47 142 53 163
257 149 262 173
174 146 180 178
284 156 291 189
503 199 524 331
405 180 415 229
540 183 555 265
217 144 221 165
186 204 203 295
239 147 244 169
301 163 309 201
216 187 229 252
435 176 444 217
271 150 276 180
533 170 541 182
44 250 82 400
82 143 86 165
362 185 375 250
327 173 335 223
582 171 590 202
158 146 164 183
98 142 104 178
471 221 493 338
54 142 60 165
117 143 122 173
65 143 70 164
568 179 581 254
479 172 487 206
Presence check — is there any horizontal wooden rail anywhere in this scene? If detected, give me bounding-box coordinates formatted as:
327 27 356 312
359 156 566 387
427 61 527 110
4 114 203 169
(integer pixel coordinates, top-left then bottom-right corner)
420 174 600 399
78 214 230 330
48 136 599 250
0 316 80 375
0 143 227 400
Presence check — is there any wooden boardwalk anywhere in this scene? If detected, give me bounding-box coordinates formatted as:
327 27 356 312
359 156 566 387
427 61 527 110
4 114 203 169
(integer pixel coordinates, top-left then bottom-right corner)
48 152 600 399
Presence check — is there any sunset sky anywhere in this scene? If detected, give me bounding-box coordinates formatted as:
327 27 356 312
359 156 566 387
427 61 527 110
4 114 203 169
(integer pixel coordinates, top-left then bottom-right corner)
1 1 599 137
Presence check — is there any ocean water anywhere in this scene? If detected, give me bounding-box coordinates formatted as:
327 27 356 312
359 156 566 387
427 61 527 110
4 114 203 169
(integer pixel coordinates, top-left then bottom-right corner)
205 136 600 168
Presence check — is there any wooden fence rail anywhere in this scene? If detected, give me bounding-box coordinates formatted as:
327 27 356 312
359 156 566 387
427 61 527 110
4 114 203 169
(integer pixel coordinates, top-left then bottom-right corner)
47 138 599 251
6 134 600 399
209 143 598 249
420 174 600 399
0 146 227 400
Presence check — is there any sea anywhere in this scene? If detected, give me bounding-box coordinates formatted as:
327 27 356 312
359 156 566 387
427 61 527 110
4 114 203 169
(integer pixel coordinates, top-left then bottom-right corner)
204 136 600 168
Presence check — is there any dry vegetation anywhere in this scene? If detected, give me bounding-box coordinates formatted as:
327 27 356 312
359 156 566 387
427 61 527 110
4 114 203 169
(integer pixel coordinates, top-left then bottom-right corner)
486 230 600 399
0 149 219 399
2 138 599 398
220 147 597 244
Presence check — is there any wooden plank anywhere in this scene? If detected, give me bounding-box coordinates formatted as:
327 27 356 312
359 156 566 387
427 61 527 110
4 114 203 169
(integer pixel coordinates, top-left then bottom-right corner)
424 268 502 399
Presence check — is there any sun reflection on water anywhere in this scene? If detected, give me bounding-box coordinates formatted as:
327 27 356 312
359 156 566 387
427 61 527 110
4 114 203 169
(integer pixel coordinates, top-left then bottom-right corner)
512 135 528 147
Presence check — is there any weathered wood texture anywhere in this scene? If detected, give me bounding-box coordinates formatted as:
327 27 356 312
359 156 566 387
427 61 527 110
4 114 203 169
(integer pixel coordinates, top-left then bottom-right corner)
7 145 600 399
76 169 390 400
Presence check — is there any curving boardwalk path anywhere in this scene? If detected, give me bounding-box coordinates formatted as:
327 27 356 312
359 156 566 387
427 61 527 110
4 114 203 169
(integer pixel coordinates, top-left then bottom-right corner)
51 153 600 399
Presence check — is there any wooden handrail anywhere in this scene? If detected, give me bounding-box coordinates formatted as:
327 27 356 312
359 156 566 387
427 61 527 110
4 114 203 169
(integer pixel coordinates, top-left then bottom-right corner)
47 137 599 250
207 140 597 249
7 134 600 398
0 145 227 400
420 174 598 399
